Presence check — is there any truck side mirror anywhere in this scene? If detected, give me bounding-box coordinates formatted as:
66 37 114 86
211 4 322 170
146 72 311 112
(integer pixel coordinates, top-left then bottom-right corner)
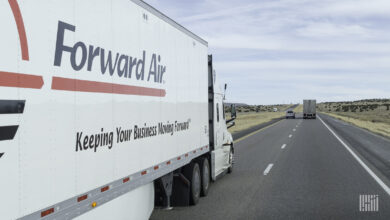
223 83 227 100
231 104 236 119
227 121 235 129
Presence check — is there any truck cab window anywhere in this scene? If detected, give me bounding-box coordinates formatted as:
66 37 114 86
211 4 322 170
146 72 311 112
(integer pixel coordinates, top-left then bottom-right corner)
216 103 220 122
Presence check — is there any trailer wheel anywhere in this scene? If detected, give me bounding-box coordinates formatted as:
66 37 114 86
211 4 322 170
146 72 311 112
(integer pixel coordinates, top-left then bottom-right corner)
199 157 210 197
183 162 201 205
228 145 234 173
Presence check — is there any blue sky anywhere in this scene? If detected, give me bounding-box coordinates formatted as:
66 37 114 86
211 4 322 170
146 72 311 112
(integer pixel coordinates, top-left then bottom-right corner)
145 0 390 105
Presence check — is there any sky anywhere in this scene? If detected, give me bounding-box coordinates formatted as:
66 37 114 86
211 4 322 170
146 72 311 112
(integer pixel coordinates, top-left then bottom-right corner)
144 0 390 105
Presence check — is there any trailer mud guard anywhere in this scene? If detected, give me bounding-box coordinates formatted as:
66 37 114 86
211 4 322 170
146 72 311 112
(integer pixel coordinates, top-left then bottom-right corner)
154 172 173 209
171 173 191 206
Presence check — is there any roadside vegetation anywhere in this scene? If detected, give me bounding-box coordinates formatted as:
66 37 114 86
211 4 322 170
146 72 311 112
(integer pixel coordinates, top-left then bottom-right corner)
294 104 303 113
317 99 390 138
225 104 292 134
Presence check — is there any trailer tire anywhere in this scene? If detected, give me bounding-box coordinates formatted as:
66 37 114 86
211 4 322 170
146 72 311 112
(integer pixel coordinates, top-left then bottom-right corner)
183 162 201 205
199 157 210 197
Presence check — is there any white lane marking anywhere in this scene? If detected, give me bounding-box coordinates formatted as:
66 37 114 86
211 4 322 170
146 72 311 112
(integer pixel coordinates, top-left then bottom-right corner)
281 144 286 149
289 134 292 138
263 163 274 175
318 116 390 196
293 128 296 131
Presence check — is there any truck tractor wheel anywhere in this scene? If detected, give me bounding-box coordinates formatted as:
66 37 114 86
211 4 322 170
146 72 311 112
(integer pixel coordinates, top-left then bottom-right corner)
199 157 210 197
183 162 201 205
228 145 234 174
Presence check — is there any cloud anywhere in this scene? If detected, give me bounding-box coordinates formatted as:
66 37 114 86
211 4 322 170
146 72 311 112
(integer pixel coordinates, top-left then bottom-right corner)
215 56 390 72
295 23 369 38
320 0 390 17
145 0 390 104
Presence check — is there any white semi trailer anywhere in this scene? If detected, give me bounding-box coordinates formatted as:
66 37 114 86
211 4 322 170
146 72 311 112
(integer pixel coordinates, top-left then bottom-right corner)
0 0 235 219
303 99 317 119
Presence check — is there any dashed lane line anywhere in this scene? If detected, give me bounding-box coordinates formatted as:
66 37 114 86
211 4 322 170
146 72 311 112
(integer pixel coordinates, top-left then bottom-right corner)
263 163 274 175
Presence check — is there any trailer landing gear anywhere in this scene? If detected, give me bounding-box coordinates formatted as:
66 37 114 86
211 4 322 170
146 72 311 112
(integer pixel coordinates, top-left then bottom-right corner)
154 172 173 210
169 161 201 206
156 158 211 207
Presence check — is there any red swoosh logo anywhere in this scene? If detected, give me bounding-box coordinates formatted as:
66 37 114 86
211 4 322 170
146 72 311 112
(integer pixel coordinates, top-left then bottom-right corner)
9 0 29 61
52 77 166 97
0 71 44 89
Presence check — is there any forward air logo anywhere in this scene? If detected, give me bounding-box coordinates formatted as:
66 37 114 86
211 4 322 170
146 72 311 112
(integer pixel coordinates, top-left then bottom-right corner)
0 100 26 159
54 21 167 84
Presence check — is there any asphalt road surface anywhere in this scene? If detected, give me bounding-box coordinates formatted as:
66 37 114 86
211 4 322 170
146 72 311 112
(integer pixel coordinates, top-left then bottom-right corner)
151 113 390 220
232 104 299 140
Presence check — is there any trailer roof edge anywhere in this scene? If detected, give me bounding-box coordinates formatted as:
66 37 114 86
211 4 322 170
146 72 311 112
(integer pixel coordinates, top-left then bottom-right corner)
130 0 209 47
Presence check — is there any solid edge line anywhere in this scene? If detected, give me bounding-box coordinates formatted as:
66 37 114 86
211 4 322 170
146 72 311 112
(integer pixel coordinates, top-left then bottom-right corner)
263 163 274 175
321 112 390 143
235 119 285 144
318 116 390 196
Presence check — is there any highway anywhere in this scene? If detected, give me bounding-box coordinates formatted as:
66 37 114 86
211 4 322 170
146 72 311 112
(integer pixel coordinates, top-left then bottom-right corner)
151 113 390 219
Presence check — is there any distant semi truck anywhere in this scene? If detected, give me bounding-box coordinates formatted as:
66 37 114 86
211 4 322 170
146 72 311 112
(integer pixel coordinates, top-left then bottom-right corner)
303 100 316 119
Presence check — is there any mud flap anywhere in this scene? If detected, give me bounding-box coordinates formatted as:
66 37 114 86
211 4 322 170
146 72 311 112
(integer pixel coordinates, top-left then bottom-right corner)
171 173 191 206
154 172 173 208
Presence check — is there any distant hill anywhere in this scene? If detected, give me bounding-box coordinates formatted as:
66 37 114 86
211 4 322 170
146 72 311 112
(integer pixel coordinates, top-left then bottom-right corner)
320 99 390 105
318 99 390 113
318 98 390 138
224 103 293 113
224 103 248 107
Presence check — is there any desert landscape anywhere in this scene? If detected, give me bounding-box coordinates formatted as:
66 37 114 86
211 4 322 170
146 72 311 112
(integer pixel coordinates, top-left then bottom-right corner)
317 99 390 138
225 104 294 134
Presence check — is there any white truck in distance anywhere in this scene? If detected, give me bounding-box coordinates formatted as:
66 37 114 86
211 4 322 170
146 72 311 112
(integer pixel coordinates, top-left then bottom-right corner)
0 0 235 219
303 100 317 119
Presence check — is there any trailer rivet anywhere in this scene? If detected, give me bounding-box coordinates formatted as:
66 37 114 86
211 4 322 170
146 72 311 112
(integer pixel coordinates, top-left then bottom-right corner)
92 202 97 208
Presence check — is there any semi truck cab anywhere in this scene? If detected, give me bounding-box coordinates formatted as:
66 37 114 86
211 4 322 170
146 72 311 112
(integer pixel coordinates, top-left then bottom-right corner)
208 55 235 180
